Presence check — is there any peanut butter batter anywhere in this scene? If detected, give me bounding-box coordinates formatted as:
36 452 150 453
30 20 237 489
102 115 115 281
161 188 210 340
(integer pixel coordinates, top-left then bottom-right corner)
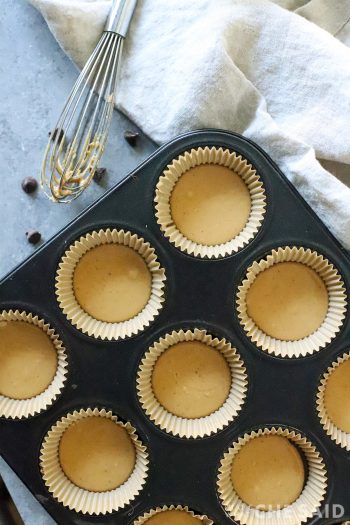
152 341 231 418
145 510 202 525
231 435 305 510
246 262 328 341
324 359 350 433
73 244 152 323
170 165 251 245
0 321 57 400
59 416 136 492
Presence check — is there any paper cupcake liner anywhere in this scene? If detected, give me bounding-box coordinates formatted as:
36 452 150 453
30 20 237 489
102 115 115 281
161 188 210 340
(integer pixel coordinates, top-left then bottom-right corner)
317 351 350 450
0 310 68 419
237 246 346 358
154 146 266 259
137 328 248 438
40 407 149 515
133 505 213 524
56 228 166 340
217 427 327 525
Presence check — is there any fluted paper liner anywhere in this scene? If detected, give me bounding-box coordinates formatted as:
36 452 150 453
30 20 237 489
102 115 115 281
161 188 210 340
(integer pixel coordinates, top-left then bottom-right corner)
0 310 67 419
56 228 166 340
217 427 327 525
40 408 149 515
237 246 346 358
137 329 248 438
134 505 213 524
155 146 266 259
317 351 350 450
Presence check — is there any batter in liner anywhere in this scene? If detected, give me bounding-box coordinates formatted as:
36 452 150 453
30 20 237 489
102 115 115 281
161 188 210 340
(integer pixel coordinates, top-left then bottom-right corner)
170 165 251 245
144 509 202 525
324 359 350 433
246 262 328 340
0 320 57 400
59 416 136 492
152 341 231 418
231 434 305 510
73 244 152 323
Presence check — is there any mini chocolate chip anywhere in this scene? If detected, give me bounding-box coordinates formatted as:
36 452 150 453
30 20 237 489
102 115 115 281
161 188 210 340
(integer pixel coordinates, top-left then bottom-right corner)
124 130 139 147
93 167 107 183
25 230 41 245
21 176 38 194
49 128 64 143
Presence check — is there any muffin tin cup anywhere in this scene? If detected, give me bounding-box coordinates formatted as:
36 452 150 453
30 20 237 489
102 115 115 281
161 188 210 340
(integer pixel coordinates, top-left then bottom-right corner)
55 228 166 340
137 328 248 439
317 351 350 450
133 505 213 524
40 407 149 515
0 309 68 419
217 427 327 525
154 146 266 259
237 246 347 358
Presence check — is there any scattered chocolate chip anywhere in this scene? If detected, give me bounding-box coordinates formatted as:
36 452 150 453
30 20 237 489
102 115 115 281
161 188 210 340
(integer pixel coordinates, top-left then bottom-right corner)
21 176 38 194
25 230 41 245
93 167 107 183
124 130 139 147
49 128 64 143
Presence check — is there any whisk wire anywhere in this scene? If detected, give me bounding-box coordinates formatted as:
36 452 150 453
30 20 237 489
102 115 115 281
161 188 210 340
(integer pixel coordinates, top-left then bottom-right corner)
94 37 123 140
43 33 122 201
69 34 113 140
45 39 107 198
42 0 137 202
56 34 116 195
65 34 122 198
49 34 108 166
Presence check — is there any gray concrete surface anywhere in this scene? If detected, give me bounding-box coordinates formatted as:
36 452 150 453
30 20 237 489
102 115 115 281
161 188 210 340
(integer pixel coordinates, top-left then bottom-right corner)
0 1 156 523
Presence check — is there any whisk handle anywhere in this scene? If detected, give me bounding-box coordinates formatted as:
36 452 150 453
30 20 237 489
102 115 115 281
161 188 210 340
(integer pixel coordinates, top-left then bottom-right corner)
104 0 137 37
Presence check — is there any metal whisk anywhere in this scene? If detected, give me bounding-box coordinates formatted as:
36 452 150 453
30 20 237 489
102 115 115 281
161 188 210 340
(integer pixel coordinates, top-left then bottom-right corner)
42 0 137 202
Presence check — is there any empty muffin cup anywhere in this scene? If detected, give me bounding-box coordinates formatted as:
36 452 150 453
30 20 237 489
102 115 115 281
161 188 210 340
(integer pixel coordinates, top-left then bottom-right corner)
217 427 327 525
40 408 149 515
0 309 67 419
237 246 346 358
155 146 266 258
317 351 350 450
133 505 213 524
56 228 166 340
137 328 248 438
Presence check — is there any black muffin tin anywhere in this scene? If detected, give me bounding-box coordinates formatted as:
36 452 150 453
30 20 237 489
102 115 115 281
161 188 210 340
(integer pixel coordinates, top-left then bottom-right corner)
0 130 349 525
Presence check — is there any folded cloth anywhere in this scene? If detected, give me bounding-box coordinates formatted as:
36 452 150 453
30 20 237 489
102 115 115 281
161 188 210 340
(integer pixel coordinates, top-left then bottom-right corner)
30 0 350 249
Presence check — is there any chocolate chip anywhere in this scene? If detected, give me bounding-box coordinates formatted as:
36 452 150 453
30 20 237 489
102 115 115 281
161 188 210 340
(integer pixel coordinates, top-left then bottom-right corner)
21 176 38 194
124 130 139 147
49 128 64 143
93 167 107 183
25 230 41 245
